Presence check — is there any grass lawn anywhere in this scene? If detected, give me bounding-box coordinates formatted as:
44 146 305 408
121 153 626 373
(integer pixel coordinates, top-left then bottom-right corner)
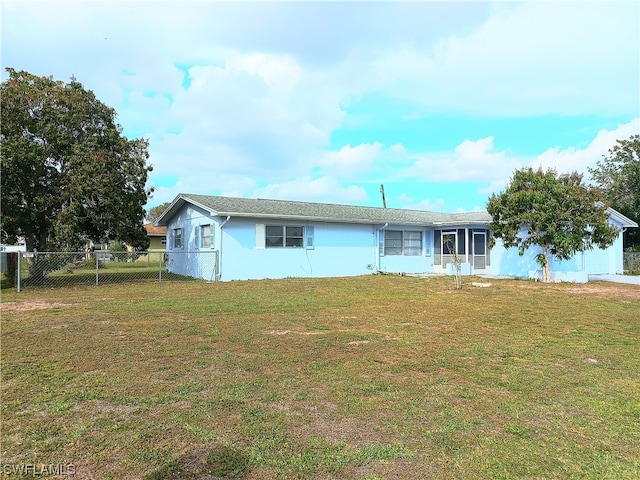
1 275 639 479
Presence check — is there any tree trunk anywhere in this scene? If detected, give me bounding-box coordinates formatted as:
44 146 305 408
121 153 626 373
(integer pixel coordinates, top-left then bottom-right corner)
455 261 462 290
5 252 18 287
541 245 551 283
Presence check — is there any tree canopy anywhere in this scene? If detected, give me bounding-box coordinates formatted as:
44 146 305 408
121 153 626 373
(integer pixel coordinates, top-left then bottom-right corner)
589 134 640 249
487 168 619 282
1 68 153 251
146 202 172 223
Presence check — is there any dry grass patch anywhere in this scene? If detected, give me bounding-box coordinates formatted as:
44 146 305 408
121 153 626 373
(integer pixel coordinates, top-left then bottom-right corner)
0 301 74 312
1 276 639 479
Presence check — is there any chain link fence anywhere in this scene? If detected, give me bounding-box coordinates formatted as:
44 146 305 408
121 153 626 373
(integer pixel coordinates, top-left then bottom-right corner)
623 252 640 275
11 250 218 291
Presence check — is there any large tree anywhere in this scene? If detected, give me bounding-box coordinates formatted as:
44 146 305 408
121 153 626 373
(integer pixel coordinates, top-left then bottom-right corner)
1 68 153 251
487 168 619 282
146 201 171 223
588 134 640 249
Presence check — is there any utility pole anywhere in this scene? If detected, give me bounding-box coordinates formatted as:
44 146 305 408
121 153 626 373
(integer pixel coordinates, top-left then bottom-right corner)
380 184 387 208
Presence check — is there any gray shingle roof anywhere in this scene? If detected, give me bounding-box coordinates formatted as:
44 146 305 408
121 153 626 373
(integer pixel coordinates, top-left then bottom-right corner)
156 193 491 227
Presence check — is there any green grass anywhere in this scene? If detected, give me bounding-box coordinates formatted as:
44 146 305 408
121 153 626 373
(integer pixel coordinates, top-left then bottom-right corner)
1 275 639 479
1 260 194 289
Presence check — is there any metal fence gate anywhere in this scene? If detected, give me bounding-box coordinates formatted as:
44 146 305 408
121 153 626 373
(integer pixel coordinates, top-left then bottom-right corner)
12 250 218 291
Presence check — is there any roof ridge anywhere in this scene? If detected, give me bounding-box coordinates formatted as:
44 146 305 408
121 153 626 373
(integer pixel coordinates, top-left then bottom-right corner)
180 193 469 215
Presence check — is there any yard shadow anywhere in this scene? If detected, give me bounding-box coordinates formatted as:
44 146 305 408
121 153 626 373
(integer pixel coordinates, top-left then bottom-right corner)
144 445 249 480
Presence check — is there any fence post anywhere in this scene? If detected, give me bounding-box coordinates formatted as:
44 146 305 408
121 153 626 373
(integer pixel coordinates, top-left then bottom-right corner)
17 251 22 292
95 252 99 286
159 252 162 282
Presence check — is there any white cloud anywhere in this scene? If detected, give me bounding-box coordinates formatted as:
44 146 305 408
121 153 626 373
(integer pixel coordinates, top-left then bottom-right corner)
319 142 383 179
3 2 638 213
369 2 639 117
469 118 640 197
316 141 415 183
529 118 640 179
410 137 523 183
138 54 348 187
255 176 368 204
478 179 510 196
397 194 446 212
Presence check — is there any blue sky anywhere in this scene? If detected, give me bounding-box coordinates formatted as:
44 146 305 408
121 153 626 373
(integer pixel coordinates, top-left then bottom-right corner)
2 1 639 213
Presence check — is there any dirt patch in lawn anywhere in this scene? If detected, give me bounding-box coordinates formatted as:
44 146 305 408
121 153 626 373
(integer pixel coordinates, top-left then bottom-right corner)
263 330 327 336
561 284 640 301
279 400 385 448
1 301 73 312
513 281 640 301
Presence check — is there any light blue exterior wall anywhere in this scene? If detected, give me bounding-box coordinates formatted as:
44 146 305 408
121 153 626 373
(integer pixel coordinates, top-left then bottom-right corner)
165 204 221 280
218 219 377 281
489 227 626 282
378 226 434 275
166 208 441 281
165 202 629 282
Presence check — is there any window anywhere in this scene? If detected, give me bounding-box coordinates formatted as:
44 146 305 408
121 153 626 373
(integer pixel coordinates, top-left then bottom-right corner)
200 224 213 248
384 231 402 255
161 237 166 246
442 231 457 255
384 230 422 256
173 228 183 249
266 225 304 248
404 231 422 256
441 229 466 255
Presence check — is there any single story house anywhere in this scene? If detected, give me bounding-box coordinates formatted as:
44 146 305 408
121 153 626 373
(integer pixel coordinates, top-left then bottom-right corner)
143 223 167 251
154 194 637 283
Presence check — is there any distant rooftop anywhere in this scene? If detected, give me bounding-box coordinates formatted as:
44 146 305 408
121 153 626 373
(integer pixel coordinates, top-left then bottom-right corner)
144 223 167 236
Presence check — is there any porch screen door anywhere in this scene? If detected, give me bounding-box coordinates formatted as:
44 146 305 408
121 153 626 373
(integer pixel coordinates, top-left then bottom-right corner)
441 231 457 267
473 231 486 269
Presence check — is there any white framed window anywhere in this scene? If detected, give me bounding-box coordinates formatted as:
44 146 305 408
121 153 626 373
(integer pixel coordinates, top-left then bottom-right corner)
173 228 183 249
441 230 465 255
161 237 167 246
200 224 213 248
384 230 422 256
266 225 304 248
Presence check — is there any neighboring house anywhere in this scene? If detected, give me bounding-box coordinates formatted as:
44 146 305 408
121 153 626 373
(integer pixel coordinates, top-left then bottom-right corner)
155 194 637 283
144 223 167 251
0 243 26 275
86 239 108 250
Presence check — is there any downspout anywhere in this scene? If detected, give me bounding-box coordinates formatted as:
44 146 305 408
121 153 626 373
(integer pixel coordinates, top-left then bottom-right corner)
216 216 231 281
375 223 388 272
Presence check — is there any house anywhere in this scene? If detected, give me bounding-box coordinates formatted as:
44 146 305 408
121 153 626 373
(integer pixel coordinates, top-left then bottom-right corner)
0 243 26 275
143 223 167 251
154 194 637 283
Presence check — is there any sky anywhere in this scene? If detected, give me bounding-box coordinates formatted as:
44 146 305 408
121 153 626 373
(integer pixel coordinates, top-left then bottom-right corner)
2 1 639 213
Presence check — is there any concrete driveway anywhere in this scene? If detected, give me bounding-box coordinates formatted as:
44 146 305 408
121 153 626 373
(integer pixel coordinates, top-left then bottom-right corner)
588 274 640 285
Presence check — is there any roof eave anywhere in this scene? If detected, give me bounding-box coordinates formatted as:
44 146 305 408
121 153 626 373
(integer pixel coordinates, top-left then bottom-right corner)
605 207 639 228
213 212 489 227
211 212 426 225
155 194 222 226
